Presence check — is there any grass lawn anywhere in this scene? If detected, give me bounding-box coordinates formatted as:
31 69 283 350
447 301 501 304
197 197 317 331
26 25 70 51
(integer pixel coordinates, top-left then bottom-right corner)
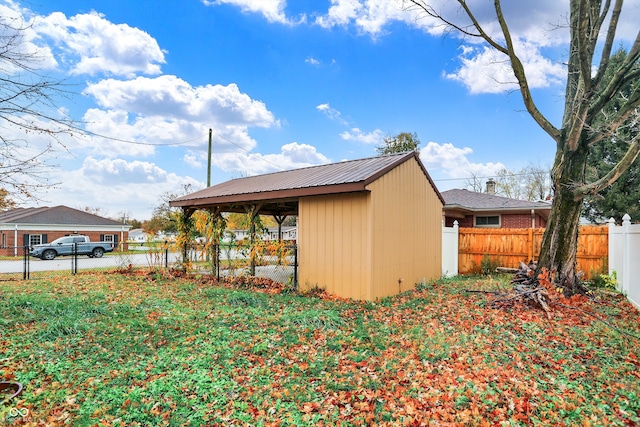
1 272 639 426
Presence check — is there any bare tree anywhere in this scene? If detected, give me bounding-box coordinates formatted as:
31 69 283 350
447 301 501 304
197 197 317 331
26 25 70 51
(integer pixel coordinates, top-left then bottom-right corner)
464 173 485 192
403 0 640 295
493 165 552 201
495 168 523 199
81 206 110 218
522 164 552 201
0 15 74 201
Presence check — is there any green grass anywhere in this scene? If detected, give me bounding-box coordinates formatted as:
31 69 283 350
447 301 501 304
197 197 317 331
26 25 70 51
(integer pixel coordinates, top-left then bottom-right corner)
1 273 639 426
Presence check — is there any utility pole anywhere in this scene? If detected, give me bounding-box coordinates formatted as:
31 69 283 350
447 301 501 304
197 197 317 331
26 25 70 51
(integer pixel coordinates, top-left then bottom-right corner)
207 128 212 187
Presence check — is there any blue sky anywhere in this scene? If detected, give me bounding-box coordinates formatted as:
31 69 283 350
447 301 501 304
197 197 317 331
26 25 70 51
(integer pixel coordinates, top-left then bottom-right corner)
3 0 638 219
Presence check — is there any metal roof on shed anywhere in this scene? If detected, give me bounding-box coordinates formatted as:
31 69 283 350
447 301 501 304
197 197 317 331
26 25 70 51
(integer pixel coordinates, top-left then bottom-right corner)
171 151 443 214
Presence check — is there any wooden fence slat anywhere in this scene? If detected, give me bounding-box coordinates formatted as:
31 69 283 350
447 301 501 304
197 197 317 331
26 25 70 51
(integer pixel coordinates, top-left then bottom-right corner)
458 225 609 280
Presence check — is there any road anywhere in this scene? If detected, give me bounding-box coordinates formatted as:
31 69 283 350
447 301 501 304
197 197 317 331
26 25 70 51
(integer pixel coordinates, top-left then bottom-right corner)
0 252 182 274
1 250 295 284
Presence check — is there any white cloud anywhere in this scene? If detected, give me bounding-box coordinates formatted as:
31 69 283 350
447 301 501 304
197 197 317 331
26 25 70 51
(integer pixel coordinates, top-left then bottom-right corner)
314 1 569 39
77 76 277 157
0 1 58 73
0 111 76 163
339 127 383 144
39 157 203 219
80 157 170 185
316 103 348 125
312 1 572 93
202 0 295 24
420 141 505 181
183 152 202 168
316 0 362 28
310 1 638 94
78 109 158 157
445 40 566 94
212 142 330 175
315 0 467 36
305 56 320 66
315 0 421 35
34 10 165 77
84 76 275 127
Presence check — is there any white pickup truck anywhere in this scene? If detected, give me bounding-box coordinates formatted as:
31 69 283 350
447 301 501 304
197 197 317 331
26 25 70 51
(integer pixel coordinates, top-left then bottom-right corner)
30 235 115 260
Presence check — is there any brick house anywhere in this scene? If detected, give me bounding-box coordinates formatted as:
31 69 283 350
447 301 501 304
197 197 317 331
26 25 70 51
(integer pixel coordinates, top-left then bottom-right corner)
441 185 551 229
0 206 130 256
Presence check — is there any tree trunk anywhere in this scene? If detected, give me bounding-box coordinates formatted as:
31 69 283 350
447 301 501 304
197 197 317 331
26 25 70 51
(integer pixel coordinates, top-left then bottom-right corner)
538 139 590 296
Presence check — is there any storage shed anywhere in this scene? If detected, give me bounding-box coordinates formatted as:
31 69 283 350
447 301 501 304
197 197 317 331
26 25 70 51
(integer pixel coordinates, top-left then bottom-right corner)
170 151 444 300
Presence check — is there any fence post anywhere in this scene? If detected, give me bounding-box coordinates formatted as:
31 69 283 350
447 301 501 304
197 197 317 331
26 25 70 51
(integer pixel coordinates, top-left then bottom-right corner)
72 242 78 275
293 244 298 290
182 241 188 272
453 221 459 275
441 221 458 277
216 243 220 282
23 245 29 280
164 247 169 269
608 217 616 280
622 214 631 294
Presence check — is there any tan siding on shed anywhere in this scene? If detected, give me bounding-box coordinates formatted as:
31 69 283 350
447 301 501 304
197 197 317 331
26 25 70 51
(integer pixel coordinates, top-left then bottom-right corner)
367 158 443 299
298 193 371 300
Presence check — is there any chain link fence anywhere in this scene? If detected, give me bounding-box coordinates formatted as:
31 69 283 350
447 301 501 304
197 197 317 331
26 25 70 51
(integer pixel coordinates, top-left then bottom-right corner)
0 242 298 287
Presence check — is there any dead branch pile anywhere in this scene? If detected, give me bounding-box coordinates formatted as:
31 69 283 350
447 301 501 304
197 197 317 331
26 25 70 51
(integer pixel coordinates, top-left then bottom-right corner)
491 261 553 317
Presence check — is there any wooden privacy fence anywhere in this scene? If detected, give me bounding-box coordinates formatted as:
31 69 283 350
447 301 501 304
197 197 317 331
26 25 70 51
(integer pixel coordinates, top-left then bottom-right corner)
457 226 609 280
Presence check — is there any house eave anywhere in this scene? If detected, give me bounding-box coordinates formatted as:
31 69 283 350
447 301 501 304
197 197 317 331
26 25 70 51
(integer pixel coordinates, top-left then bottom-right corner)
444 205 551 220
0 223 131 232
170 183 370 211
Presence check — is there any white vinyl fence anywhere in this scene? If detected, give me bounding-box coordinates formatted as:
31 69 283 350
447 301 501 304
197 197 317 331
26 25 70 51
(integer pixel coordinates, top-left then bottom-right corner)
442 221 459 277
608 215 640 310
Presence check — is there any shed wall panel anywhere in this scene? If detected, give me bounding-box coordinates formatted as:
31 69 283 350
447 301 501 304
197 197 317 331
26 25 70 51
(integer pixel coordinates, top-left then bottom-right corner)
298 193 371 300
367 158 443 299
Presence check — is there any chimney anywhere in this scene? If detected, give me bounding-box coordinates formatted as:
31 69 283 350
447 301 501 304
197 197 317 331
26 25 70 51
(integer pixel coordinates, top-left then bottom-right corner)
486 178 496 195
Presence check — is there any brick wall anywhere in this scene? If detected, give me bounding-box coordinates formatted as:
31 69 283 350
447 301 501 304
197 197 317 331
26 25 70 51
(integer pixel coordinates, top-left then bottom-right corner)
445 213 547 229
502 214 547 228
444 215 474 227
0 230 128 256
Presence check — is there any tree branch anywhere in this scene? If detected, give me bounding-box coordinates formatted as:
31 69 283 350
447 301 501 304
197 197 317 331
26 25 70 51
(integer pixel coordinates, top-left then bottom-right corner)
576 0 593 93
589 30 640 116
493 0 561 142
592 0 622 88
401 0 483 39
576 135 640 196
459 1 508 54
588 88 640 147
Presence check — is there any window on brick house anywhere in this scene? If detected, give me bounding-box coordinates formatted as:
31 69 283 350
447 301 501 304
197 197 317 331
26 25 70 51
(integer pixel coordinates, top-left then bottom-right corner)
475 215 500 227
29 234 43 245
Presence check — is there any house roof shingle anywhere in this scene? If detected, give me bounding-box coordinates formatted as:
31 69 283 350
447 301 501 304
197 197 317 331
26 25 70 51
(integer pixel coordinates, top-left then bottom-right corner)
171 151 444 213
0 206 126 226
441 189 552 212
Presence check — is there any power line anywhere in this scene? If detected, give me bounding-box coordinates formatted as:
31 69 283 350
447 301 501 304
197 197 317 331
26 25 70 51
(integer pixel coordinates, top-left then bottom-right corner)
69 125 208 146
432 171 551 182
70 123 287 171
69 124 551 181
216 134 287 171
